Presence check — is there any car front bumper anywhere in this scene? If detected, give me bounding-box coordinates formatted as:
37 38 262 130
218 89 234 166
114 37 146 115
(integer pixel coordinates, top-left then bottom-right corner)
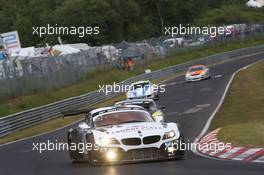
90 140 184 164
185 74 208 81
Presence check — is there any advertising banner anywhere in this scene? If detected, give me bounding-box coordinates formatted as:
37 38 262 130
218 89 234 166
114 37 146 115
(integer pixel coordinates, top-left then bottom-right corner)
0 31 21 51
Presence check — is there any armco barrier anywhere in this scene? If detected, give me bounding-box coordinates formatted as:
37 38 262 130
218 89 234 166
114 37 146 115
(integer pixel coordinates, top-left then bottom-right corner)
0 45 264 137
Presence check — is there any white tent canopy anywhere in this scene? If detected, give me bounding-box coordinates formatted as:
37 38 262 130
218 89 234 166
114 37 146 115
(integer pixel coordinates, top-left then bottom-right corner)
9 47 35 57
247 0 264 8
52 45 80 55
66 43 90 51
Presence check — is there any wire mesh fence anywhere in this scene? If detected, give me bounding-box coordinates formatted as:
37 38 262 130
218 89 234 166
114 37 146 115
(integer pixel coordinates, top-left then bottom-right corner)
0 24 263 99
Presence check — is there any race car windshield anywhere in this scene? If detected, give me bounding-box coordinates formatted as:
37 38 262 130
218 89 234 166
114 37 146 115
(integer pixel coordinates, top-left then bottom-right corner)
93 111 153 127
131 82 150 90
189 66 204 72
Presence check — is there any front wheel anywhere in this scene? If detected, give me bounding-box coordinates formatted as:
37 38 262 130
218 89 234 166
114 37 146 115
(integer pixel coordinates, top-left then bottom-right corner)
177 136 185 159
86 133 98 166
67 132 83 163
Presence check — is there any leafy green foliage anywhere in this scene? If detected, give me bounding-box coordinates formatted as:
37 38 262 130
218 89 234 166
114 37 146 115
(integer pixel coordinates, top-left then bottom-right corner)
0 0 263 46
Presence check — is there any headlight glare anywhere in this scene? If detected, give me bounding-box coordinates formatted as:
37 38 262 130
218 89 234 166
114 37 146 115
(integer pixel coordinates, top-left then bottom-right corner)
163 131 175 140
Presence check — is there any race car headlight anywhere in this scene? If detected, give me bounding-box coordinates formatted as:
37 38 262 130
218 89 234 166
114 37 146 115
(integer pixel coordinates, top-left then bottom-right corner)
126 92 132 97
186 73 191 77
106 150 117 161
145 90 151 95
99 137 120 146
162 131 175 140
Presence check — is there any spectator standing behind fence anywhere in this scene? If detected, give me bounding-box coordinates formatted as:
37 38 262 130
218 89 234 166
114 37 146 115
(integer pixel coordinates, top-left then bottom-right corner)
127 57 134 71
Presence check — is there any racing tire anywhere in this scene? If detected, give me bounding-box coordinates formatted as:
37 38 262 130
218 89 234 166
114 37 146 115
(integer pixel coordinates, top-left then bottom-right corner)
86 133 97 166
67 131 83 163
177 136 185 160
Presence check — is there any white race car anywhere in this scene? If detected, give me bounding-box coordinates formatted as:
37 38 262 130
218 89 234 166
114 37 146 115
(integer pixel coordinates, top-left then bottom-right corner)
185 65 210 82
65 105 184 165
126 80 159 100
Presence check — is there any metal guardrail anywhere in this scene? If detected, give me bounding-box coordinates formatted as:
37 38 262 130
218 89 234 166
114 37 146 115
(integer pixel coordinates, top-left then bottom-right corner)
0 45 264 137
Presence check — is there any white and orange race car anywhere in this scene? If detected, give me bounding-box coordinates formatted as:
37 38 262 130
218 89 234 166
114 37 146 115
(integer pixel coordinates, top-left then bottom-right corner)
185 65 210 82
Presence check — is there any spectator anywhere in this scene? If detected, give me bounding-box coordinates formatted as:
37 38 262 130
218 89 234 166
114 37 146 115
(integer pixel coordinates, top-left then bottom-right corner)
127 57 134 71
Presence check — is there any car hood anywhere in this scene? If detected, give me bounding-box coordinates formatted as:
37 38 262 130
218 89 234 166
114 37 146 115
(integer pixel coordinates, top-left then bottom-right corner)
92 122 179 141
190 70 204 75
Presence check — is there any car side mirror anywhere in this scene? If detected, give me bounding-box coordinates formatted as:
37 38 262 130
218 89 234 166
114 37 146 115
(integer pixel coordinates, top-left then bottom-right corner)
78 122 91 129
152 111 164 123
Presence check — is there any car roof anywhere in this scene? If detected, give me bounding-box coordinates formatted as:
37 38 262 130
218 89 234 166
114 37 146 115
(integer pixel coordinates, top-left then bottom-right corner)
131 80 151 86
190 64 205 68
90 105 145 116
116 98 154 104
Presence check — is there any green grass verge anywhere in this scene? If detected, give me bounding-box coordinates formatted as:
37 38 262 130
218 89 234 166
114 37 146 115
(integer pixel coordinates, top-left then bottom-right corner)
211 60 264 147
1 37 264 117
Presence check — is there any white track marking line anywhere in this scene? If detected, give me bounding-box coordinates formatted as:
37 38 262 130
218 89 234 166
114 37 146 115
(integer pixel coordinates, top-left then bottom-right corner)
181 107 202 114
192 60 263 162
213 74 223 78
165 111 179 115
196 104 211 108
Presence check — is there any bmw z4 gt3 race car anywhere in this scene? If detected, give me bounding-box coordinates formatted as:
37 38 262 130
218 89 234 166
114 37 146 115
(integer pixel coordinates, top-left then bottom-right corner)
185 65 210 82
126 80 159 100
65 105 184 165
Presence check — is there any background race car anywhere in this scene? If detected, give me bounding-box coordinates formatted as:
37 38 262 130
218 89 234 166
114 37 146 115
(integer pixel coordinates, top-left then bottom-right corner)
65 106 184 165
115 99 165 122
126 80 159 100
185 65 210 82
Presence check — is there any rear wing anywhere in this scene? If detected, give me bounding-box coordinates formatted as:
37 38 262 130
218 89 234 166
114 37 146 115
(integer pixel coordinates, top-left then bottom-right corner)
61 109 93 118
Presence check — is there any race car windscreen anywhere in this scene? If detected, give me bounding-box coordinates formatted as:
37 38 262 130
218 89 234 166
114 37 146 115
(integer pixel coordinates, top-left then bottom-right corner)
131 82 150 90
137 103 157 113
118 101 157 113
93 111 153 127
189 66 205 72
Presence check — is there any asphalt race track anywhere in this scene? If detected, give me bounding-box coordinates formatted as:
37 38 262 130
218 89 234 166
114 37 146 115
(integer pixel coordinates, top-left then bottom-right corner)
0 54 264 175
